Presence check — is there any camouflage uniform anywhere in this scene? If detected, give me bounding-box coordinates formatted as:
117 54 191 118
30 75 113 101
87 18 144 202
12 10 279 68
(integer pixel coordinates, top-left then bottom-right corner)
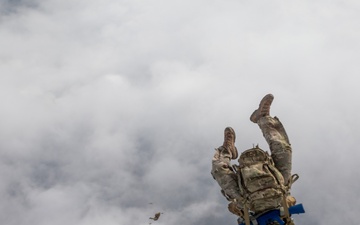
211 116 292 210
211 94 294 217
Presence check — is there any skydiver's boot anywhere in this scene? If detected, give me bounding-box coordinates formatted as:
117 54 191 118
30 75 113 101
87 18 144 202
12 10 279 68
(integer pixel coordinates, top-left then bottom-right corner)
250 94 274 123
222 127 238 160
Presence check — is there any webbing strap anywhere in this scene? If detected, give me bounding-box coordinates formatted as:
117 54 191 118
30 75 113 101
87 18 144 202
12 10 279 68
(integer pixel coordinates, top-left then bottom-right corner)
243 205 250 225
282 196 290 218
286 174 299 190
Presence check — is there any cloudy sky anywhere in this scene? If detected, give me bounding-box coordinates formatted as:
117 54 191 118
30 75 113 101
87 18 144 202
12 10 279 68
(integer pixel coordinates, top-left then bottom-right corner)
1 0 359 225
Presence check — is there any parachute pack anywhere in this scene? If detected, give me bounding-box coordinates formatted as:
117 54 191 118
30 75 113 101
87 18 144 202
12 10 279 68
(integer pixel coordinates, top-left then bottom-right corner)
237 146 285 213
234 146 305 225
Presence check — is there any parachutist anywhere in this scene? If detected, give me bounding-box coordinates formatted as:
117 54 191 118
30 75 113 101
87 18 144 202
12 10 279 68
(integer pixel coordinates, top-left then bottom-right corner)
211 94 302 225
149 212 163 221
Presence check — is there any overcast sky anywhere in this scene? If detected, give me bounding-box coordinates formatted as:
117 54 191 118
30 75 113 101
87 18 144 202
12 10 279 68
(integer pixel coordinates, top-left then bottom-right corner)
1 0 359 225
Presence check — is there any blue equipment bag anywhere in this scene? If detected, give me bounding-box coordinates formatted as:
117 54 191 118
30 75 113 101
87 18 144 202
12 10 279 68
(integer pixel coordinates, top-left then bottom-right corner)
239 204 305 225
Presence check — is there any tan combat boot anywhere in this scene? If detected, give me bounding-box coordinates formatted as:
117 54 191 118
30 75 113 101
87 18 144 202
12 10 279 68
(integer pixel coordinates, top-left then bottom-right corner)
223 127 238 159
250 94 274 123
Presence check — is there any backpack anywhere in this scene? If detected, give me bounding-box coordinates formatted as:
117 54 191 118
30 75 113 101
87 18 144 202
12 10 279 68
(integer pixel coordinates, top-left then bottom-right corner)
236 146 286 214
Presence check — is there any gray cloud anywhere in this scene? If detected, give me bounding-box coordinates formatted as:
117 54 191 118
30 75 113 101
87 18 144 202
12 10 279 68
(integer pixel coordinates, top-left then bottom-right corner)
0 0 39 15
0 0 359 225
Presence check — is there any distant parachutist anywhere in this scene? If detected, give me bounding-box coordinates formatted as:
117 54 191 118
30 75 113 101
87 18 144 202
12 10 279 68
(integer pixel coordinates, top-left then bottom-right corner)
149 212 163 221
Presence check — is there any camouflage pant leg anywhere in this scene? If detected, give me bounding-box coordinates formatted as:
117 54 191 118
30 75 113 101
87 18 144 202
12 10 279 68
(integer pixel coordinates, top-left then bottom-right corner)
257 116 292 185
211 147 243 202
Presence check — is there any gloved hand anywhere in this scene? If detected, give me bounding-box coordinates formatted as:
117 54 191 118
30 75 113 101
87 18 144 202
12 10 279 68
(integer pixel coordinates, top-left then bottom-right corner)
286 195 296 207
228 201 244 217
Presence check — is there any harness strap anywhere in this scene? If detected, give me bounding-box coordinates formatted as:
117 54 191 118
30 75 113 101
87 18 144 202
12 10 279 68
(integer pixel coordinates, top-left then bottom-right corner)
243 205 251 225
282 196 290 218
